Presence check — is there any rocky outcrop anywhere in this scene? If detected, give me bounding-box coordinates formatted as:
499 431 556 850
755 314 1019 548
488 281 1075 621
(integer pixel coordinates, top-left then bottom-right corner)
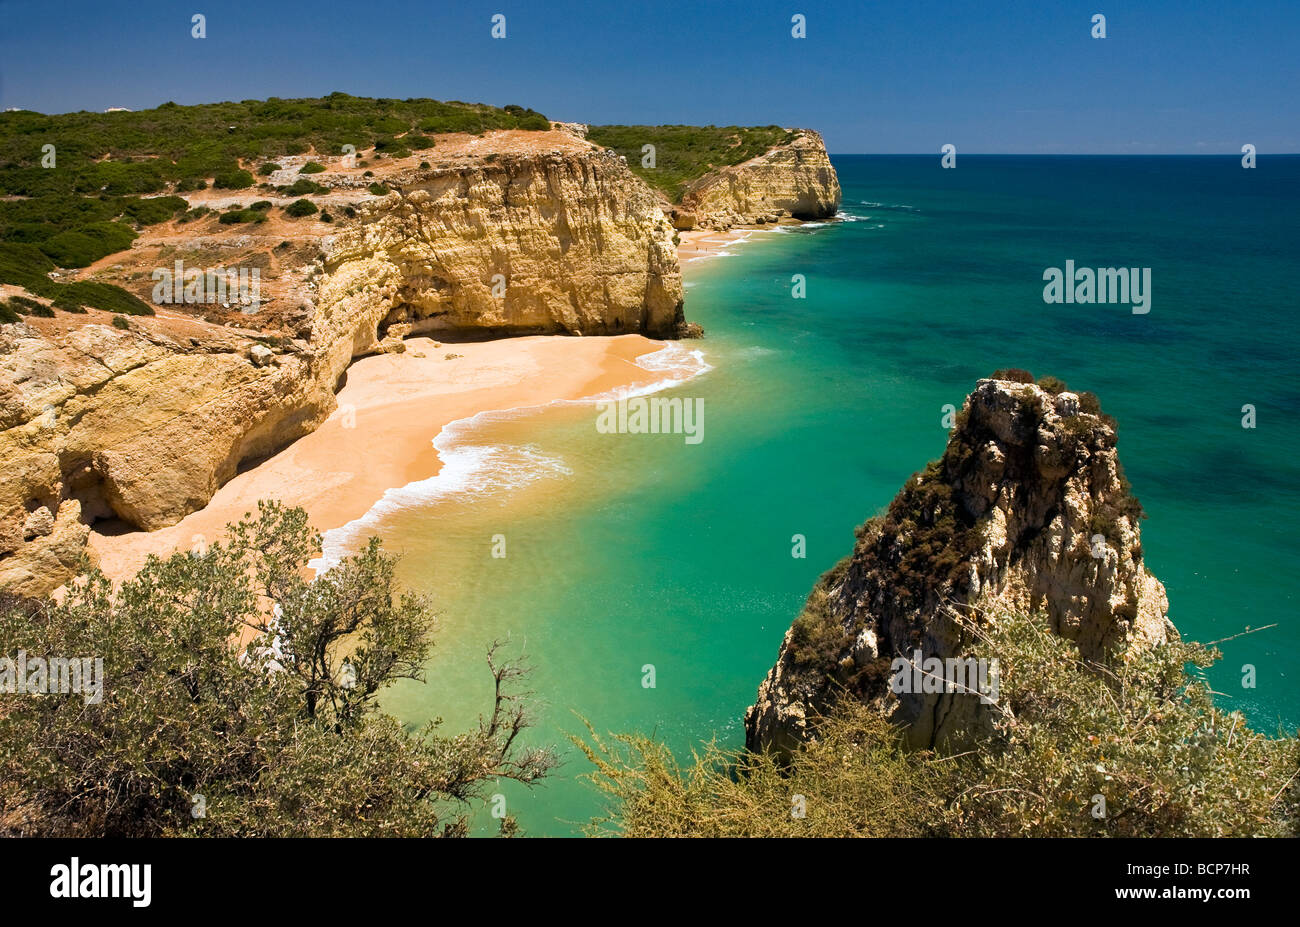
0 135 686 597
0 318 327 596
317 149 684 349
671 130 841 230
745 376 1176 756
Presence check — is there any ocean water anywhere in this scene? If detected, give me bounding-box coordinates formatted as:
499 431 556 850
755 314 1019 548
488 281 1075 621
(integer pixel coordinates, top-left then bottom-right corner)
368 155 1300 836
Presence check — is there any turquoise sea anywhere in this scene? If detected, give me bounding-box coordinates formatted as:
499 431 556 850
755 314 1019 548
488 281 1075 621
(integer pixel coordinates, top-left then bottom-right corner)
369 155 1300 835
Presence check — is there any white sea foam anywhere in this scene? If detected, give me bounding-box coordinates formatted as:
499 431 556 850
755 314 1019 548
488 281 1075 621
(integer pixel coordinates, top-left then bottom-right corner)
309 341 712 574
859 200 919 211
732 344 777 361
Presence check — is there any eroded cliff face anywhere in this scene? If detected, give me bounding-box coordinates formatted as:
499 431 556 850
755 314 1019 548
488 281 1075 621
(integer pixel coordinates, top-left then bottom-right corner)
671 130 842 230
0 131 685 597
317 148 684 358
745 377 1176 756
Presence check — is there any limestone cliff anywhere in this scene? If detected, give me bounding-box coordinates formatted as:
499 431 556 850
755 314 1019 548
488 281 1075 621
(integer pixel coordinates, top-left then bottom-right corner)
669 130 842 231
0 131 685 597
745 376 1176 756
318 148 684 352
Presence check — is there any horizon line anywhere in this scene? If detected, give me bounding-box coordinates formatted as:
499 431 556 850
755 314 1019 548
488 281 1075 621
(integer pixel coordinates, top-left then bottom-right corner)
826 151 1300 157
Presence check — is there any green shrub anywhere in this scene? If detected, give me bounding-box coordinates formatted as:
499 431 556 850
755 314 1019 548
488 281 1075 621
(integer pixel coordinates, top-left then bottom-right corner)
175 177 207 192
121 196 187 225
991 368 1035 383
579 702 940 837
28 302 55 318
368 182 389 196
212 169 255 190
179 206 212 222
285 198 318 217
111 314 131 330
342 205 357 218
218 209 267 224
1036 375 1069 394
7 295 44 314
250 200 273 210
52 281 153 315
419 161 430 169
51 291 88 312
299 161 326 174
787 587 848 672
0 501 555 837
585 610 1300 837
1062 415 1098 440
0 302 20 324
257 162 281 175
319 211 333 222
0 243 55 291
38 221 137 268
281 178 325 196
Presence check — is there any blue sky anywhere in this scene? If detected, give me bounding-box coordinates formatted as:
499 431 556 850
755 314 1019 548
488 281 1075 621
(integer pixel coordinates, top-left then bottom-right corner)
1 0 1296 153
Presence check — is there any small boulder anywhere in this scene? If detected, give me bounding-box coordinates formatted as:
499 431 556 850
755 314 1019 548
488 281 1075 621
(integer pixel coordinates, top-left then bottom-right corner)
1055 391 1081 417
22 506 55 540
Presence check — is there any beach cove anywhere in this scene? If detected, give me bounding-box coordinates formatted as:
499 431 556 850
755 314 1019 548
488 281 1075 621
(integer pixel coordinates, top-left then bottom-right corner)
85 156 1300 838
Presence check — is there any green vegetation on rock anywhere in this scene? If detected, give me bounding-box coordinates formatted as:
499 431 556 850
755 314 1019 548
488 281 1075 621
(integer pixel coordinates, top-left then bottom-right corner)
0 243 153 314
586 124 797 201
0 94 552 301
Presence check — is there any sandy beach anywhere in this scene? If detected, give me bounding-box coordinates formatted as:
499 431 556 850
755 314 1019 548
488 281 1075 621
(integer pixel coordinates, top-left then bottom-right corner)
89 224 765 584
676 228 759 262
89 333 672 582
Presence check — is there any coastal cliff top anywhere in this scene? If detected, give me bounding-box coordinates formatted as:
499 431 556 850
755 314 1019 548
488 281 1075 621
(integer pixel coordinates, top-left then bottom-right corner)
1 95 823 343
585 124 809 201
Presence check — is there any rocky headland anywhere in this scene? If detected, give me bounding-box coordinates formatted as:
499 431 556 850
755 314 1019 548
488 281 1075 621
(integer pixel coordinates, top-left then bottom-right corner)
670 130 842 231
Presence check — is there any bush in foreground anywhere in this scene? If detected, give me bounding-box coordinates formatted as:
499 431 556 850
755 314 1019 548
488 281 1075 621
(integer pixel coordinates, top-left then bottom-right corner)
0 501 554 837
582 610 1299 837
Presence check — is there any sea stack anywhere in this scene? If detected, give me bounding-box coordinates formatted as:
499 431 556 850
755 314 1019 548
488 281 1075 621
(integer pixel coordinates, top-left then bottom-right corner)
745 374 1177 756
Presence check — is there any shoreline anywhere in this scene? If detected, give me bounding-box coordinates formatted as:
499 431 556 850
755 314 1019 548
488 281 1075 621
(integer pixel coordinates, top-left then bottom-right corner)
88 214 834 583
88 217 825 583
677 228 757 262
676 215 838 263
88 333 692 582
